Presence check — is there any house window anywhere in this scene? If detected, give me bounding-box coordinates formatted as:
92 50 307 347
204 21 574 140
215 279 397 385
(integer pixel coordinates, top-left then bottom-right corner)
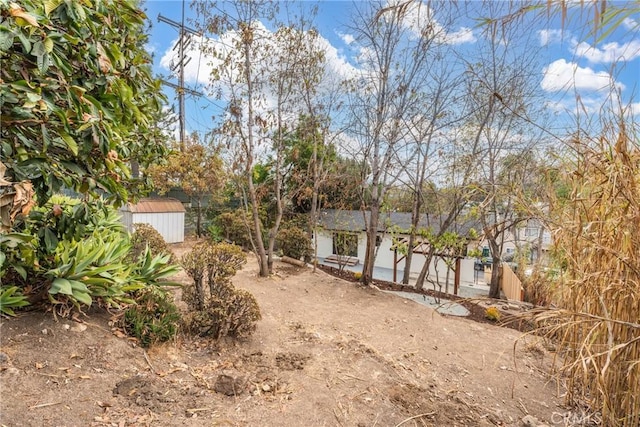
525 226 539 237
376 235 382 247
482 246 490 258
333 233 358 257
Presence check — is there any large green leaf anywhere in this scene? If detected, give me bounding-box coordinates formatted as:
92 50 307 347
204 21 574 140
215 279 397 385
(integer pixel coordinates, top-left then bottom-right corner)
43 227 58 252
0 287 30 317
43 0 63 16
50 277 73 295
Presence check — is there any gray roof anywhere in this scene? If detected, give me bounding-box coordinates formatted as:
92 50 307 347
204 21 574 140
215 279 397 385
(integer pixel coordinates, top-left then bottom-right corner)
317 209 479 237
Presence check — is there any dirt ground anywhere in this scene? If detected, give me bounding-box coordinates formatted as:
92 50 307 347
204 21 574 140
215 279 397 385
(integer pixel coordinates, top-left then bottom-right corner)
1 241 568 427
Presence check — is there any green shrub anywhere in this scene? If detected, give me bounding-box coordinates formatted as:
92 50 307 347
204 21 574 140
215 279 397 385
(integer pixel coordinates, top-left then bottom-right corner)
277 226 312 261
206 223 224 243
181 241 246 310
123 288 181 348
215 210 253 248
1 195 181 316
0 286 30 317
129 223 174 263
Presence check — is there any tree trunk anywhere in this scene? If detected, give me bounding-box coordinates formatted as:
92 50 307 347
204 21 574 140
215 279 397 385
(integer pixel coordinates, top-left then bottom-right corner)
415 246 436 291
402 196 422 284
489 259 502 299
445 261 451 294
402 232 415 285
247 175 269 277
196 198 202 238
309 175 320 273
241 35 269 278
361 205 380 286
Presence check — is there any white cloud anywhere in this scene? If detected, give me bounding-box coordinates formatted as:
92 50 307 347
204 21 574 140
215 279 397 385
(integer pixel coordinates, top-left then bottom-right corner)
538 29 565 46
382 0 475 45
623 17 639 31
316 36 359 80
541 59 624 92
544 96 606 116
338 32 355 45
160 35 211 86
572 39 640 63
160 22 358 91
631 102 640 116
445 27 476 45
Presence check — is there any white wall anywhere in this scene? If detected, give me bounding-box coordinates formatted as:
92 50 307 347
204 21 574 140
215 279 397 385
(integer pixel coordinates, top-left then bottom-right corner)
130 212 185 243
315 231 335 259
315 230 476 285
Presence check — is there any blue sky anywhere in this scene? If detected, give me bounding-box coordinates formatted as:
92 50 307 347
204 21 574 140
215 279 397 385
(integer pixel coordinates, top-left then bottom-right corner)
141 1 640 139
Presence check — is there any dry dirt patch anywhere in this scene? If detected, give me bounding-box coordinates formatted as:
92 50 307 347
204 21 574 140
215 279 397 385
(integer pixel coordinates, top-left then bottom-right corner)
1 246 563 427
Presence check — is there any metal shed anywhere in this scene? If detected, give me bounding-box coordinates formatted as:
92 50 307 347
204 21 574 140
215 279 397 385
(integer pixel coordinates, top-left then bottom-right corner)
120 198 185 243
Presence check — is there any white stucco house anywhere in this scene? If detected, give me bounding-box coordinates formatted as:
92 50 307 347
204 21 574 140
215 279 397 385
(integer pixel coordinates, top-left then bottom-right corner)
314 209 480 286
471 218 553 266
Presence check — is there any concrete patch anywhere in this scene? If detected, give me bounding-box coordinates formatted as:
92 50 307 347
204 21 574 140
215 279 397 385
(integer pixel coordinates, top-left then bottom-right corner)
383 291 470 317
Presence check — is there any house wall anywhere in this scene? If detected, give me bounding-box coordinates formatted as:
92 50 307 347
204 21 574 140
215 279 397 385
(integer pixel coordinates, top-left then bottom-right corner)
121 212 185 243
315 230 476 285
315 231 337 260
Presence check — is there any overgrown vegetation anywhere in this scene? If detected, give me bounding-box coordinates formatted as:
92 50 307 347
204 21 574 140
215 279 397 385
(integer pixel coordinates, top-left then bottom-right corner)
277 226 312 261
123 287 180 348
129 223 175 263
181 241 260 340
0 0 167 208
534 119 640 426
0 195 179 317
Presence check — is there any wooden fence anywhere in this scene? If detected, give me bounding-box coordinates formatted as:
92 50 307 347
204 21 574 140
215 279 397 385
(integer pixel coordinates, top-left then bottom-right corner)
500 263 524 301
484 263 524 301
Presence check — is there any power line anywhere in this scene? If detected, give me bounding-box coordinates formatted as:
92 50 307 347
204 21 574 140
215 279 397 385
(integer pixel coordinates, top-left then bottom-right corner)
158 9 203 150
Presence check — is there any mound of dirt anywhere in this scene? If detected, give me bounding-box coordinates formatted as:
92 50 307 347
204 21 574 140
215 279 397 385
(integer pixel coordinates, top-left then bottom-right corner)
1 246 564 427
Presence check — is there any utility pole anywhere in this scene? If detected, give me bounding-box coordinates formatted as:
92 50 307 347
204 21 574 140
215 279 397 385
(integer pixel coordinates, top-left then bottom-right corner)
158 4 201 151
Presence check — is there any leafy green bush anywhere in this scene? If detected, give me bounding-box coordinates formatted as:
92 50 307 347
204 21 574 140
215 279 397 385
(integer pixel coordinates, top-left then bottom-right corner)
129 223 175 263
276 226 312 261
0 195 180 316
123 288 180 348
215 210 253 248
1 0 167 207
0 286 30 317
206 223 224 243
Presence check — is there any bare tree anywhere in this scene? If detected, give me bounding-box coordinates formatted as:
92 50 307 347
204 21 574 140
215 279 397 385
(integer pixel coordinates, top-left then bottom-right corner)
345 0 453 285
461 1 548 298
196 1 323 276
396 60 464 285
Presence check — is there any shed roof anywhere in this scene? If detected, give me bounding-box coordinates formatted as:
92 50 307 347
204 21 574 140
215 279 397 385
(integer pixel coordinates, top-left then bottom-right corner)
123 198 186 213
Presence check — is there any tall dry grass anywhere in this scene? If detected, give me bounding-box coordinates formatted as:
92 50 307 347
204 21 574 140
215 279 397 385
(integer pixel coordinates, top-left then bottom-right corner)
537 118 640 426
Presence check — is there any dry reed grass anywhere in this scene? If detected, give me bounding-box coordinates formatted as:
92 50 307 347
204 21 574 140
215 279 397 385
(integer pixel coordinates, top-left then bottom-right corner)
536 119 640 426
